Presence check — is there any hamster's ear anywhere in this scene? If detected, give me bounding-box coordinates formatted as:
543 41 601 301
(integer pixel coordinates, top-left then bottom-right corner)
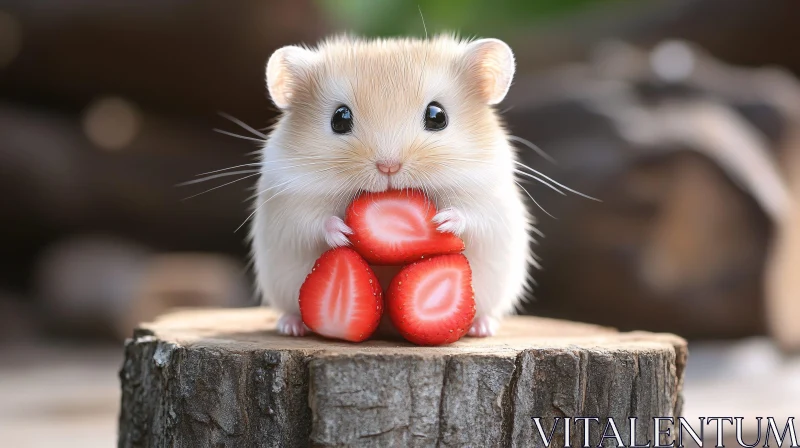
266 45 316 109
463 38 516 105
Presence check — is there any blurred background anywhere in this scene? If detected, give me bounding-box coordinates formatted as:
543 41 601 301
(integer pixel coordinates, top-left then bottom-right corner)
2 0 799 446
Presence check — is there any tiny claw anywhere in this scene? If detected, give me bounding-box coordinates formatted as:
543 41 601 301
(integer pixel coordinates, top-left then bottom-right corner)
277 314 310 337
324 216 353 248
468 316 499 337
432 207 467 236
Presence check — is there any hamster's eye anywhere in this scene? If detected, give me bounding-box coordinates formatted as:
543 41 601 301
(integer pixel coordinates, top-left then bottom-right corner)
424 102 447 131
331 106 353 134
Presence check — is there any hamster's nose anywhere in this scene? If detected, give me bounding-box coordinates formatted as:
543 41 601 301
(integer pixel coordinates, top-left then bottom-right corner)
376 161 402 175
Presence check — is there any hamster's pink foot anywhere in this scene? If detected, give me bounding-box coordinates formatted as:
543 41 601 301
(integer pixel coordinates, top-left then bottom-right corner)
324 216 353 248
432 207 467 235
277 313 309 337
468 316 498 337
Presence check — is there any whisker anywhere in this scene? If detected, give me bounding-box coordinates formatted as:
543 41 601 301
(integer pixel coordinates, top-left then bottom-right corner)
424 155 566 197
178 170 260 186
194 156 338 177
196 163 264 177
514 161 599 201
509 135 557 165
431 165 513 235
184 160 337 187
213 128 265 143
218 112 268 139
237 166 350 233
425 154 593 201
182 172 261 200
236 185 293 233
248 166 341 200
514 169 566 196
515 180 556 219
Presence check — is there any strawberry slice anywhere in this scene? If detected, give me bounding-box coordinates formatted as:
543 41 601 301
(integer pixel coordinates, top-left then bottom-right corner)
386 254 475 345
344 189 465 265
299 247 383 342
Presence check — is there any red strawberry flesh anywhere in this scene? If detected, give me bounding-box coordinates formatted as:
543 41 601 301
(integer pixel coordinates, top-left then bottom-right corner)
299 247 383 342
386 254 475 345
345 189 465 265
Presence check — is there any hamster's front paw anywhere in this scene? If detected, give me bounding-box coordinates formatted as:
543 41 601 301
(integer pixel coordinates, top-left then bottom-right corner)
432 207 467 236
277 313 310 337
324 216 353 248
467 315 499 337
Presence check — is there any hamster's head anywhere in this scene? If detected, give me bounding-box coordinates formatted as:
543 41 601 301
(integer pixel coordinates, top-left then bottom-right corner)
264 35 515 198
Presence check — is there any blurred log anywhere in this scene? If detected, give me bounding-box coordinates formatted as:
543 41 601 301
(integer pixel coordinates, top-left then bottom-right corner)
512 0 800 78
0 102 260 289
34 235 251 340
765 119 800 352
119 308 686 447
0 1 328 290
34 235 151 339
5 0 800 124
0 291 39 342
0 0 328 124
506 40 798 339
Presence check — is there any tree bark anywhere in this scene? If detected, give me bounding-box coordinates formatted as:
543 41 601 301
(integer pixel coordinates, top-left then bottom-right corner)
118 308 687 448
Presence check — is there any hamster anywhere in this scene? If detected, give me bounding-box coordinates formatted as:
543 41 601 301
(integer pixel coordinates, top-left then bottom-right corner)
250 35 532 337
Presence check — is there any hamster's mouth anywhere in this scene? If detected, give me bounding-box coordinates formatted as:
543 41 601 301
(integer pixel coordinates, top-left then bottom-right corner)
360 174 402 193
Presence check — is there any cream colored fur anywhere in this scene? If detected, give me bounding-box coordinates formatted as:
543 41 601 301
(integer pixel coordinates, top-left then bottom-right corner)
251 35 532 337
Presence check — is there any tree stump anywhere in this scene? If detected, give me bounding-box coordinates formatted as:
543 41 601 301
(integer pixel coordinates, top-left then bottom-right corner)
118 308 687 448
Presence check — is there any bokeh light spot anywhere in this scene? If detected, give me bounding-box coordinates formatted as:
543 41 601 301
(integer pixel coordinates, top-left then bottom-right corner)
82 96 142 151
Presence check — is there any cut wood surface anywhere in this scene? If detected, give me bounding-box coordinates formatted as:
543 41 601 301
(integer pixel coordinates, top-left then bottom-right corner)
118 307 687 448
